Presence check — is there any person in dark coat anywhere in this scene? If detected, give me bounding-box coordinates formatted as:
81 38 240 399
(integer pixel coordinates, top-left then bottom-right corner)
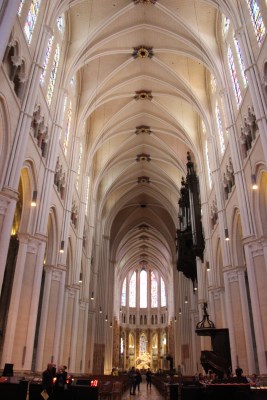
136 369 142 392
146 368 152 389
54 365 67 400
42 363 56 399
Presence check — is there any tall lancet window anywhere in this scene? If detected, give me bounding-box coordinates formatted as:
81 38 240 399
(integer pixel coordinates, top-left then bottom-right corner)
140 333 147 354
129 272 136 307
246 0 265 45
85 177 90 216
234 36 247 87
151 271 158 307
47 44 60 106
228 46 242 107
222 14 230 39
40 35 54 84
121 278 126 306
205 140 212 189
24 0 42 44
161 277 166 307
140 269 147 308
216 102 226 155
76 142 83 188
64 102 72 154
18 0 25 16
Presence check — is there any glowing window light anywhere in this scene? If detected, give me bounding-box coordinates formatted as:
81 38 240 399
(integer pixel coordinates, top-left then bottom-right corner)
216 102 225 155
246 0 265 46
47 44 60 106
40 35 54 84
24 0 42 44
228 46 242 107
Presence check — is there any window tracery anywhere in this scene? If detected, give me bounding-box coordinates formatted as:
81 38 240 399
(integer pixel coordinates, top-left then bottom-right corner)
18 0 25 16
205 140 212 189
222 14 230 39
40 35 54 85
121 278 126 306
140 269 147 308
129 272 136 307
151 271 157 307
24 0 42 44
233 36 247 87
246 0 265 45
46 44 60 106
215 102 225 155
63 101 72 155
76 142 83 189
161 277 166 307
228 46 242 107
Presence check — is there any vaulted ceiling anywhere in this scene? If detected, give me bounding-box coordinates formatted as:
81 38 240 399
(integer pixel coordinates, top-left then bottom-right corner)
60 0 224 284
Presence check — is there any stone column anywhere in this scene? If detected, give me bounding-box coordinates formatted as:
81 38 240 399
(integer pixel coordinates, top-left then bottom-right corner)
69 285 80 372
244 243 267 374
0 191 17 295
1 233 30 366
35 265 53 371
52 267 66 366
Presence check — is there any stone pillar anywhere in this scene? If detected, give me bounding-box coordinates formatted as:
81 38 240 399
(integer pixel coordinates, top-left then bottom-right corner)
69 286 80 372
35 265 53 371
244 243 267 374
0 191 17 295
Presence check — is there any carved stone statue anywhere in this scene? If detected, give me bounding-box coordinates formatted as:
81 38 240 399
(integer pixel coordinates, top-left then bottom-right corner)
243 118 252 150
247 106 258 140
223 173 229 200
240 128 248 159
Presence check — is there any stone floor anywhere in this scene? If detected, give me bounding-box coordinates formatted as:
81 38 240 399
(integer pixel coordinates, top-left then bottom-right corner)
122 380 164 400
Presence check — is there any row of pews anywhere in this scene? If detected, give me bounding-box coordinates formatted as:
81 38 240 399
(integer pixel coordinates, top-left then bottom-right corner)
151 374 267 400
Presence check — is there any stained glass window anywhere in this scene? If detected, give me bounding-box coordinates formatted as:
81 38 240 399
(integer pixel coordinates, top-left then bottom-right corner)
40 35 54 84
161 277 166 307
63 102 72 155
85 177 90 216
47 44 60 106
24 0 41 44
215 102 225 154
129 272 136 307
76 142 83 188
151 271 158 308
210 74 217 94
228 46 242 107
121 278 126 306
246 0 265 45
140 269 147 308
205 141 212 189
120 337 124 354
234 36 247 87
222 14 230 39
57 15 65 33
140 334 147 354
18 0 25 16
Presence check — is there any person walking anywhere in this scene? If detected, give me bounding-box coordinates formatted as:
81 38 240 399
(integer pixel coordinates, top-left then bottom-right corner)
146 368 152 389
42 363 56 399
128 366 137 395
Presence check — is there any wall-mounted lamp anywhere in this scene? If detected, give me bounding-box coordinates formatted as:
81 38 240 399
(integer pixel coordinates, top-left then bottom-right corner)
185 296 188 304
174 316 177 322
206 261 210 272
251 174 258 190
105 315 108 322
110 322 113 328
59 240 64 253
225 228 230 241
120 308 122 313
178 307 182 315
193 282 198 291
90 291 94 300
99 307 102 314
79 273 83 283
31 190 37 207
